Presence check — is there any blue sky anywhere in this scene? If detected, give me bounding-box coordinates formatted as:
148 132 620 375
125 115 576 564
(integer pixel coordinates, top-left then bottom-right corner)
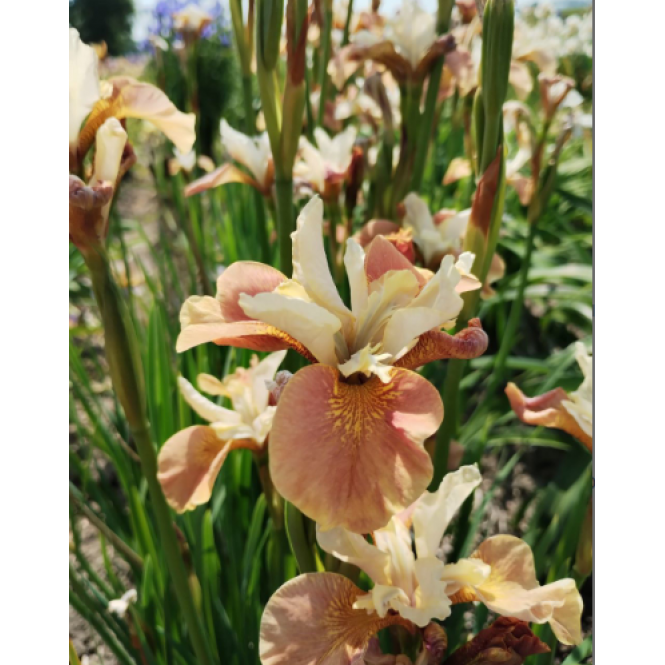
132 0 590 41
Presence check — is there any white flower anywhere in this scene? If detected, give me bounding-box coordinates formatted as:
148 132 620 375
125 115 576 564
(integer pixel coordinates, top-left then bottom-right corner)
221 120 273 188
178 351 287 445
108 589 137 617
403 193 471 266
294 127 357 195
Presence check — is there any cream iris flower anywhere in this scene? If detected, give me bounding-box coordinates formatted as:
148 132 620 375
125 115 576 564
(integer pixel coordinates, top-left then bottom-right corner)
185 120 274 197
69 28 195 171
259 467 583 665
157 351 286 512
294 127 357 200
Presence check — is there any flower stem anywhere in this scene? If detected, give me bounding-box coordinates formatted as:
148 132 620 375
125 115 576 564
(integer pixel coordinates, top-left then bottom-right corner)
342 0 354 45
411 58 444 191
485 220 538 393
316 5 334 128
430 357 464 489
85 248 214 665
274 176 295 277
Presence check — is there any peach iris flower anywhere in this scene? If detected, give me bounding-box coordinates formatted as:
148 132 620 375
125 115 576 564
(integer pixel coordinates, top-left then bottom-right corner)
506 342 592 452
157 351 286 512
259 466 583 665
176 196 489 532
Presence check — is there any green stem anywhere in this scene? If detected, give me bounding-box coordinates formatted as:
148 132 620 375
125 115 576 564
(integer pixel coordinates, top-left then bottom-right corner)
85 249 214 665
430 358 465 489
411 58 444 190
241 74 256 133
342 0 354 45
316 7 334 128
486 220 538 392
238 75 271 265
274 176 295 277
70 483 144 570
285 501 317 573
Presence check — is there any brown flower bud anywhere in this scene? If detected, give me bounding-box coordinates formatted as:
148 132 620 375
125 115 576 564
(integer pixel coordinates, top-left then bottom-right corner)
423 622 448 664
444 617 550 665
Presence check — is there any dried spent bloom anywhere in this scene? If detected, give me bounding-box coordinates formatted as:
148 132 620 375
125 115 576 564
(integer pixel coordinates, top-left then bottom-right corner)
259 466 583 665
294 127 358 201
186 120 275 197
157 351 287 512
506 342 592 452
176 196 489 532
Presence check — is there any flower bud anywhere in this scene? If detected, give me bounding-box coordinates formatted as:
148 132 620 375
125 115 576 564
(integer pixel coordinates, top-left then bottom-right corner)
257 0 284 71
444 617 549 665
478 0 514 172
423 622 448 664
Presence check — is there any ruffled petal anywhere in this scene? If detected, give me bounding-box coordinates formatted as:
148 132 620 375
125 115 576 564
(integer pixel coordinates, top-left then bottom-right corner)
316 526 392 586
157 426 258 512
412 465 482 558
176 296 295 355
239 291 341 366
355 220 401 248
177 376 242 424
108 76 196 153
470 536 584 646
344 240 369 318
216 261 287 323
260 573 412 665
394 319 489 371
364 236 426 288
78 76 195 157
292 197 353 325
505 383 592 451
269 365 440 533
184 163 262 197
381 307 452 359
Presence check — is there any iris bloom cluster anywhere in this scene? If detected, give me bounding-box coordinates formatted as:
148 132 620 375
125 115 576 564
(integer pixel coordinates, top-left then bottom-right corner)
173 196 488 532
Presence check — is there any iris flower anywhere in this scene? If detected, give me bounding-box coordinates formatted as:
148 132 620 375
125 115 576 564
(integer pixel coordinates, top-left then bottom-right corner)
176 196 488 532
347 0 455 84
294 127 358 201
259 466 583 665
355 194 504 296
157 351 286 513
506 342 592 452
69 28 195 173
185 120 275 198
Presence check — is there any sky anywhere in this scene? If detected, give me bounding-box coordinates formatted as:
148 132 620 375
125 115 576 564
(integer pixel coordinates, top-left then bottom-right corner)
132 0 590 41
